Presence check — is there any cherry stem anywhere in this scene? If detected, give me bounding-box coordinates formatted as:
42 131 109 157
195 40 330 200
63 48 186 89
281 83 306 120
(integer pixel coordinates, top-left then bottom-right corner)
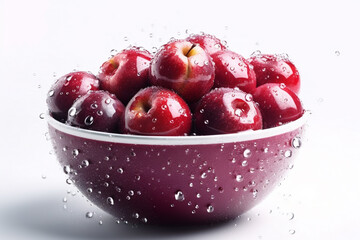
185 44 197 57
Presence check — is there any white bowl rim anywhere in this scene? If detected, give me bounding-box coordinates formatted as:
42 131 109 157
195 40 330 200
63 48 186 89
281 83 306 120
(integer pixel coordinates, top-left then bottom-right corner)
47 111 310 146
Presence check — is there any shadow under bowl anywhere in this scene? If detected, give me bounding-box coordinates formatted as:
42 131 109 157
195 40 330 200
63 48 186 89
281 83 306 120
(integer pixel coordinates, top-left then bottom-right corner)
47 112 309 225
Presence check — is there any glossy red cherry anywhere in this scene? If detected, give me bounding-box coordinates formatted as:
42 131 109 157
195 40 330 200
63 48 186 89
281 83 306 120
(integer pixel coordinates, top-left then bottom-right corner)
248 53 300 94
67 90 125 133
253 83 304 129
125 86 192 136
186 33 226 55
149 39 215 103
194 88 262 135
98 47 152 104
212 50 257 93
46 71 100 122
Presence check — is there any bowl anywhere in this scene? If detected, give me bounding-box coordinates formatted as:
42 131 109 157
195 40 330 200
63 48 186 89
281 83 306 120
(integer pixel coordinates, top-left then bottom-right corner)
47 111 309 225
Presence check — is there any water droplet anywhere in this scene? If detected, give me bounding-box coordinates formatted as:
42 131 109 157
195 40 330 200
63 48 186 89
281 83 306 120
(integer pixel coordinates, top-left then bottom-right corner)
87 188 93 193
245 94 253 102
251 189 258 198
280 83 286 89
284 150 292 158
72 149 79 157
243 149 251 158
289 229 296 235
141 217 148 223
84 116 94 126
175 190 185 201
39 113 45 119
133 213 139 218
199 108 204 113
68 107 76 117
48 90 54 97
66 178 73 185
41 174 47 179
207 205 214 213
335 50 340 56
242 160 248 167
236 174 243 182
107 197 114 205
99 220 103 225
287 212 295 220
204 120 209 125
105 98 111 104
90 103 98 109
81 160 89 167
117 168 124 174
235 108 242 117
201 172 207 179
85 212 94 218
292 137 302 149
263 147 269 153
63 165 71 174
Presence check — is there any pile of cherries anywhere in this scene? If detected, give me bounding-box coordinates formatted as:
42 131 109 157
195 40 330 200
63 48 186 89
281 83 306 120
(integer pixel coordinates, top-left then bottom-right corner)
46 33 304 136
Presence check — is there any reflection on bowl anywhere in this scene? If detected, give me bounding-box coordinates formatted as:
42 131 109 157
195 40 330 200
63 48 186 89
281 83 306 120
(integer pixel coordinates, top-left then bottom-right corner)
47 111 308 225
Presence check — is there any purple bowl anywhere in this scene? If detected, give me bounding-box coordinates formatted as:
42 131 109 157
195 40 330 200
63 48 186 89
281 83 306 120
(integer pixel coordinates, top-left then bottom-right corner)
47 112 308 225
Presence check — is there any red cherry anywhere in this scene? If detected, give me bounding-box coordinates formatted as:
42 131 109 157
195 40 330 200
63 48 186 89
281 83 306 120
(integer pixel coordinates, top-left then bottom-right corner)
212 50 257 93
67 90 125 133
149 39 215 103
248 54 300 94
194 88 262 135
253 83 304 129
98 47 152 104
124 86 192 136
186 33 226 55
46 71 100 122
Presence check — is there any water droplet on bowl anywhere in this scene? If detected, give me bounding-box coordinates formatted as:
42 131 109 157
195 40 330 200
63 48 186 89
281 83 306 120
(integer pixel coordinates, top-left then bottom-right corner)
243 149 251 158
107 197 114 205
175 190 185 201
207 204 214 213
291 137 302 149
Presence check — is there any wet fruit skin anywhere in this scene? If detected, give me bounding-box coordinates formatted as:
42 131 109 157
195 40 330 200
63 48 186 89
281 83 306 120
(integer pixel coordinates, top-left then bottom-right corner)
46 71 100 122
98 47 152 104
186 33 226 56
194 88 262 135
253 83 304 129
211 50 257 93
67 90 125 133
124 86 192 136
149 39 215 103
248 54 300 94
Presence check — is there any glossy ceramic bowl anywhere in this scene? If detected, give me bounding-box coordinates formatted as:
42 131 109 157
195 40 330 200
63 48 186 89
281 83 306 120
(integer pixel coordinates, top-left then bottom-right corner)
47 111 308 225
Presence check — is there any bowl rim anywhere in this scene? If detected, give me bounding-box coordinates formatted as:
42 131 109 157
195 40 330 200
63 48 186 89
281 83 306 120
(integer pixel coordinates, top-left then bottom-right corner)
47 111 309 145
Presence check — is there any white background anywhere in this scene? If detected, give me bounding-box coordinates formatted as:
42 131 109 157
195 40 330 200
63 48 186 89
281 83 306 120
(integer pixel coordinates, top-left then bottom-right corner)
1 0 360 239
